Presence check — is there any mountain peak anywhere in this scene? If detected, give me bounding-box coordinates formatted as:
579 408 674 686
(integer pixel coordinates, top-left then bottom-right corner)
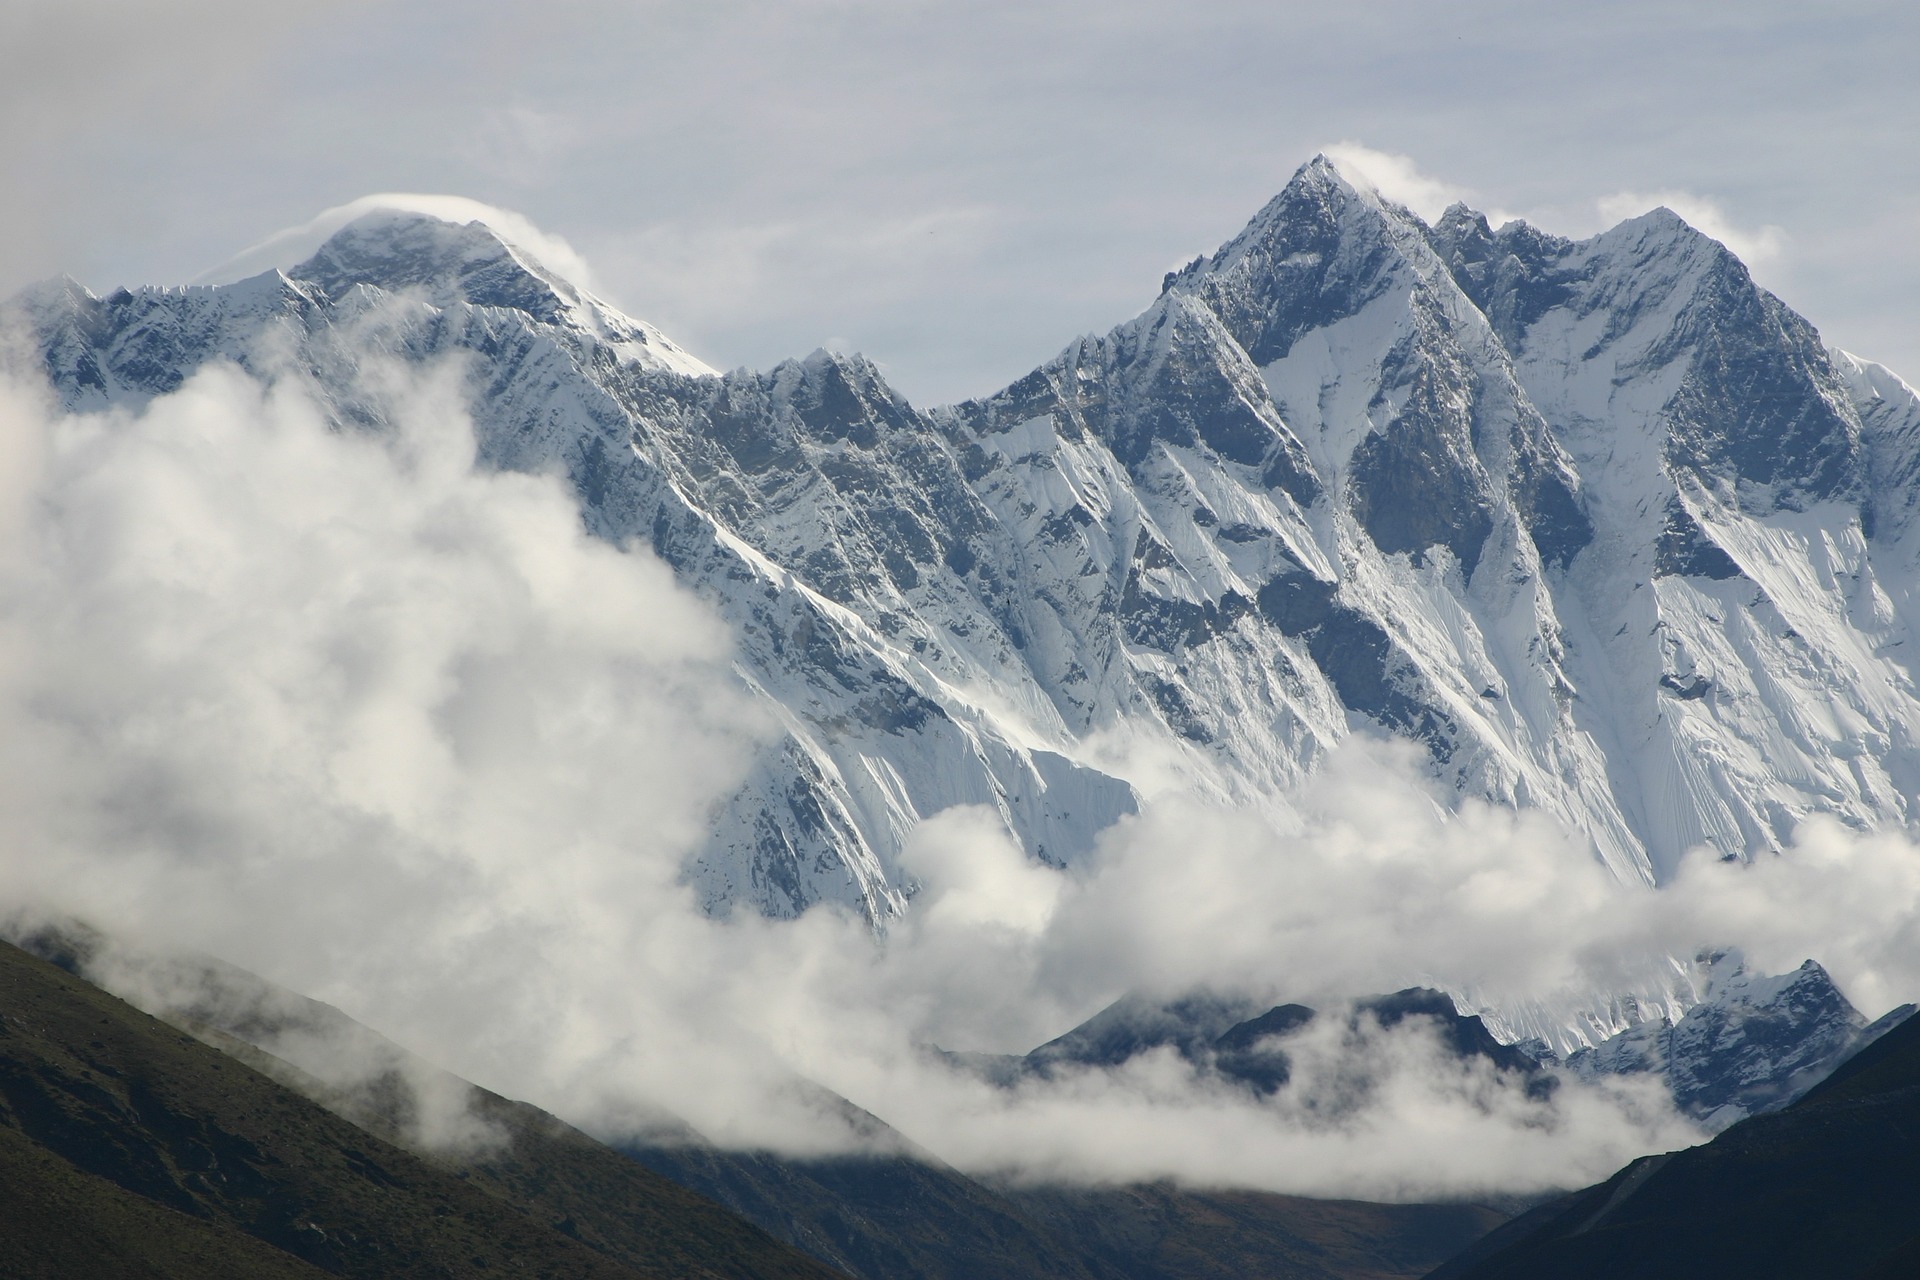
1297 150 1355 189
1216 156 1384 254
1160 154 1438 369
288 208 716 377
1635 204 1694 230
1276 152 1391 214
291 209 579 321
1431 202 1493 243
10 272 99 320
1595 203 1740 267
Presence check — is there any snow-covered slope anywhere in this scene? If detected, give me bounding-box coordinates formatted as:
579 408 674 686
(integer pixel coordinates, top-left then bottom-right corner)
1433 206 1911 880
14 165 1920 961
1562 952 1870 1128
13 213 1142 923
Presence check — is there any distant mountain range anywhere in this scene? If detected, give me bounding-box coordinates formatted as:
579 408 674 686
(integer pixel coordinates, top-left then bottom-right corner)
11 155 1920 1275
20 157 1920 965
945 954 1908 1133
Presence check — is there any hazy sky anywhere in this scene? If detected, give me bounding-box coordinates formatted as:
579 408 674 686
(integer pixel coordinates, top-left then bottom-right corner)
5 1 1917 404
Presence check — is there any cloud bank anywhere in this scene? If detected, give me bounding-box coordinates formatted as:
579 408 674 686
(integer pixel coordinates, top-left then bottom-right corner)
0 349 1917 1200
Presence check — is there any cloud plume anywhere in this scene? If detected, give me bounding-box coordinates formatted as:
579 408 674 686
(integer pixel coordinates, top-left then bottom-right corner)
1323 142 1481 224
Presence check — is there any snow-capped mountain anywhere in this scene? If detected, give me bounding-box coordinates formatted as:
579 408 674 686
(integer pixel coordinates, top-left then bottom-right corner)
937 960 1902 1127
1561 951 1912 1129
16 157 1920 959
947 986 1541 1097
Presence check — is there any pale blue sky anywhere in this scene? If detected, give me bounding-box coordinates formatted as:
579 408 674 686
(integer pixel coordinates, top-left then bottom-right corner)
7 0 1916 405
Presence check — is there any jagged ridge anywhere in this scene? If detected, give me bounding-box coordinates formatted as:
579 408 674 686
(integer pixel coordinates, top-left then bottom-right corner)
16 165 1920 1058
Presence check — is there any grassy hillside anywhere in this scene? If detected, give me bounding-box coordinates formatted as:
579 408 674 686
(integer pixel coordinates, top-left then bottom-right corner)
0 938 840 1279
626 1140 1508 1280
4 928 1510 1280
1005 1182 1506 1280
0 1121 330 1280
1429 1011 1920 1279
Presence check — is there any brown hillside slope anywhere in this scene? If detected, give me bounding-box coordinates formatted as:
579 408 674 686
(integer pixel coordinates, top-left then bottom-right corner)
0 938 840 1280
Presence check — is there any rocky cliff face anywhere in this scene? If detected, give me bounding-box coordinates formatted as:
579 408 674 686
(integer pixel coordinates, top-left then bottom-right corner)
1562 952 1885 1128
16 158 1920 975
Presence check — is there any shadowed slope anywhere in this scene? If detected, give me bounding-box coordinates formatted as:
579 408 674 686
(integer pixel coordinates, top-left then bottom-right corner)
0 1121 330 1280
1427 1008 1920 1279
0 939 841 1280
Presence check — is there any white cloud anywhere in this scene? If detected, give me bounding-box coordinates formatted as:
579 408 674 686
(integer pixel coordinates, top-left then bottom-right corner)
1322 142 1479 224
899 805 1063 935
0 343 769 1122
866 1007 1695 1200
1597 190 1787 266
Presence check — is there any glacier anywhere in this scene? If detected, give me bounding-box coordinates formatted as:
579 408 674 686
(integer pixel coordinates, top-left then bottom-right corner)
14 155 1920 1014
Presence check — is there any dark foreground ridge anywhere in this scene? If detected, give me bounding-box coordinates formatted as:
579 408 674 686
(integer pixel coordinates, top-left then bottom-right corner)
2 930 1512 1280
0 937 839 1280
1427 1006 1920 1279
624 1138 1506 1280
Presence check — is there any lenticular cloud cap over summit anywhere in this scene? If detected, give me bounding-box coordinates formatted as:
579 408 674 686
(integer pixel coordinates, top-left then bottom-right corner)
199 194 601 293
